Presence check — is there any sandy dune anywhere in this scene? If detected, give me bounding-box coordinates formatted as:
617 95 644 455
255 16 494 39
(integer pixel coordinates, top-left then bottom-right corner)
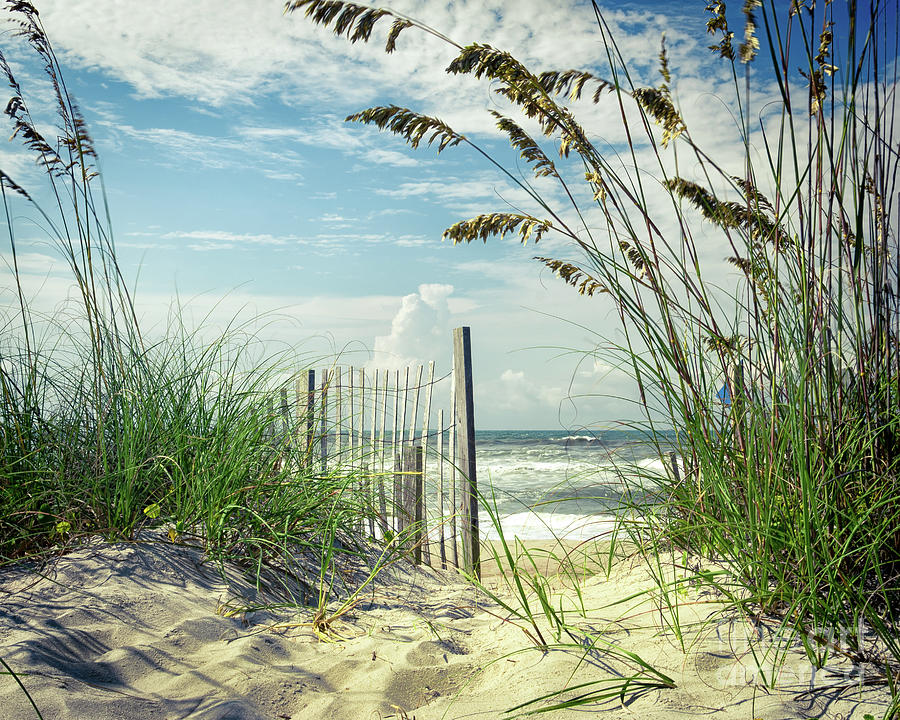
0 534 892 719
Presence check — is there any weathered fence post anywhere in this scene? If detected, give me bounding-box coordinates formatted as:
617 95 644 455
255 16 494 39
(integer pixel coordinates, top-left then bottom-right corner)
378 369 389 533
401 445 424 564
319 370 329 471
305 369 315 463
278 386 290 470
453 326 479 579
437 408 446 569
348 369 355 468
420 361 434 565
392 369 401 531
370 370 382 536
335 366 342 460
279 386 290 438
448 370 458 569
293 375 304 452
669 451 681 484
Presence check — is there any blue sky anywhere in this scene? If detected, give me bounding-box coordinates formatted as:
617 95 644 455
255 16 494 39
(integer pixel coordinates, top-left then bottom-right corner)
0 0 860 428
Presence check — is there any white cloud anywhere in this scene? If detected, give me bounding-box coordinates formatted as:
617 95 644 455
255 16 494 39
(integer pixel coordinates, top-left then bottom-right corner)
500 368 525 384
123 228 431 251
494 368 562 411
0 250 64 277
393 235 431 247
98 121 309 181
361 148 420 167
262 170 303 182
238 121 364 151
32 0 709 135
371 283 454 370
126 229 297 250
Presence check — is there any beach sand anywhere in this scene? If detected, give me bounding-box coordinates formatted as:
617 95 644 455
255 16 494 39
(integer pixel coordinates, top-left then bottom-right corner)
0 533 891 719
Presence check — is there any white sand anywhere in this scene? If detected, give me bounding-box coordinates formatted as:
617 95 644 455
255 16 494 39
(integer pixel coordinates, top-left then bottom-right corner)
0 533 892 719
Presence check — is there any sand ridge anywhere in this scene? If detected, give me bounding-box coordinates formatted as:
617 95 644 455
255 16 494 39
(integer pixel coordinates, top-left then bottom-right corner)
0 534 893 719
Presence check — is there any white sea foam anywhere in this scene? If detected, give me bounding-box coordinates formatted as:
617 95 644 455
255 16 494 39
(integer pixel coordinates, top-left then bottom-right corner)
479 511 617 541
549 435 603 444
636 456 668 473
480 459 600 476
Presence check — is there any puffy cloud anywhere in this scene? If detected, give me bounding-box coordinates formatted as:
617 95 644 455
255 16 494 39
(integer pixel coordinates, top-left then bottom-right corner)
488 368 565 414
371 283 453 370
500 369 525 384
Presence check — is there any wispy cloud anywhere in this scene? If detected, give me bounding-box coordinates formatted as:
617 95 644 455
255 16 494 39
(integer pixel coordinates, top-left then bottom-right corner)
35 0 710 136
0 250 64 277
238 121 364 151
102 122 307 180
127 229 296 252
360 148 420 167
123 228 436 252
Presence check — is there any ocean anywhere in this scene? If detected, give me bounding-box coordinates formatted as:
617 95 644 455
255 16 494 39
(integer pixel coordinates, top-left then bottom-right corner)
444 429 673 542
327 427 674 542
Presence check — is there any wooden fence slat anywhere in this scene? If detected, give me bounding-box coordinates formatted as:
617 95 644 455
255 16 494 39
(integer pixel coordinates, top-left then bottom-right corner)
320 370 328 471
359 368 368 534
306 370 316 463
359 368 374 537
369 370 382 534
348 368 355 469
335 366 342 460
448 368 458 569
409 364 423 447
453 327 479 579
279 386 289 443
401 445 423 563
392 369 400 532
669 451 680 484
401 445 414 532
293 376 303 451
438 408 446 569
378 369 389 532
400 367 410 446
406 366 422 550
419 361 434 565
414 444 423 565
356 368 366 466
393 450 402 534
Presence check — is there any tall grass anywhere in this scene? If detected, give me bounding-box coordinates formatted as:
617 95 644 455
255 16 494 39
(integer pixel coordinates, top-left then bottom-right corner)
0 0 388 623
294 0 900 711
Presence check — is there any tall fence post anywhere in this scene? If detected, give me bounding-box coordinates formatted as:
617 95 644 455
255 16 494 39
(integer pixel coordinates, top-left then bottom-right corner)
305 369 315 463
453 326 479 579
448 367 458 569
319 370 329 471
279 386 289 439
420 361 434 565
401 444 424 564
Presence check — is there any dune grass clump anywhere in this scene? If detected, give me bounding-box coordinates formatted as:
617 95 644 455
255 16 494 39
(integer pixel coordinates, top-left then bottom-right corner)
294 0 900 711
0 4 391 710
0 0 389 619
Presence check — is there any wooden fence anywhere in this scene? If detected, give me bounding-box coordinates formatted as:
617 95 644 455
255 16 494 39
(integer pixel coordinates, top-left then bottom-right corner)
267 327 479 578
